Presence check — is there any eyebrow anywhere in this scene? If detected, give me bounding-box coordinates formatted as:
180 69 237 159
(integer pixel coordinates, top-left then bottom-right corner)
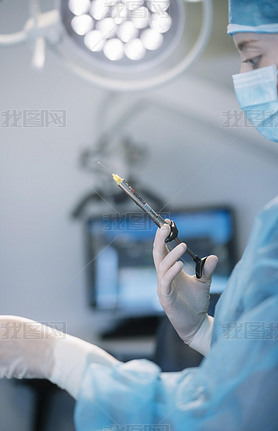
237 39 259 51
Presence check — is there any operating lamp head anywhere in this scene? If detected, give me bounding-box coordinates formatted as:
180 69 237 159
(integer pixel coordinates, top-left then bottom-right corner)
61 0 185 69
0 0 213 90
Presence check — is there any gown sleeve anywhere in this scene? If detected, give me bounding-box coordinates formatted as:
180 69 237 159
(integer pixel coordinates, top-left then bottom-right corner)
74 197 278 431
74 296 278 431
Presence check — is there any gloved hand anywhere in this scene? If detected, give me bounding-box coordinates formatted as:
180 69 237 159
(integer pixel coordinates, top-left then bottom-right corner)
153 223 218 355
0 315 119 399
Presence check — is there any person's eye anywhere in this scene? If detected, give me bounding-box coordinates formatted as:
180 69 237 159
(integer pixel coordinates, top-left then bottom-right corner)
242 55 262 69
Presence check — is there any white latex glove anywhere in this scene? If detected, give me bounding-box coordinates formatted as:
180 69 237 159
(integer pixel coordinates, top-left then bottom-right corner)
0 315 119 399
153 223 218 355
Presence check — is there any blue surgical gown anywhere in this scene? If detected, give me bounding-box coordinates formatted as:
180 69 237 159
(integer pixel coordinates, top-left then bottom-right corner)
75 197 278 431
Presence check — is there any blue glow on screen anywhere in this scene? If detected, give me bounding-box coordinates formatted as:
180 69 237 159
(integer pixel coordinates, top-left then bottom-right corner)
89 210 232 243
87 208 235 314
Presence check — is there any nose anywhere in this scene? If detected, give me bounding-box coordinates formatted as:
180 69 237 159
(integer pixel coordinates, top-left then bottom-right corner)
240 63 252 74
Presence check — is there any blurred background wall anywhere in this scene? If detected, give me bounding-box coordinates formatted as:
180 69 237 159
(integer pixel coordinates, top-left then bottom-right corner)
0 0 278 430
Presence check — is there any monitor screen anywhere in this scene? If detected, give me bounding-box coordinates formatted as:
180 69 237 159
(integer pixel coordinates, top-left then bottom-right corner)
85 207 236 316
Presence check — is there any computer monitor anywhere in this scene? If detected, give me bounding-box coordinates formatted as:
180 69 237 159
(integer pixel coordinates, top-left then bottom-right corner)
85 207 236 317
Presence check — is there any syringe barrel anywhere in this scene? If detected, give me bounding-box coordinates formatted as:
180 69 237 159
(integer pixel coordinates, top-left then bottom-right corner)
118 181 165 228
115 176 206 279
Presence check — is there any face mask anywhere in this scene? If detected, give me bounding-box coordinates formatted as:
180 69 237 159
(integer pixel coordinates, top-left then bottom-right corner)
232 64 278 143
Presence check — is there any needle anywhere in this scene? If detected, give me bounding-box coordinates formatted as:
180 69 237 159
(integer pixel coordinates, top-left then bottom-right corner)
97 162 207 278
112 172 207 279
97 161 111 176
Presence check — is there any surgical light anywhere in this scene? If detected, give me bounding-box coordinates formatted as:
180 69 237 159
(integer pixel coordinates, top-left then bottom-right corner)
68 0 90 16
141 28 163 50
84 30 105 51
151 13 172 33
90 2 109 20
125 38 146 60
103 38 125 61
148 0 170 12
0 0 213 91
61 0 180 64
71 15 94 36
117 22 139 43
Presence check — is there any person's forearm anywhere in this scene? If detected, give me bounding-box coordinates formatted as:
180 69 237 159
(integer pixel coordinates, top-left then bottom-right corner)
50 334 120 399
0 316 120 401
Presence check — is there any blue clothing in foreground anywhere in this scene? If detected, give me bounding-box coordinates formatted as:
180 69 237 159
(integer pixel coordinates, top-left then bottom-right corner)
75 197 278 431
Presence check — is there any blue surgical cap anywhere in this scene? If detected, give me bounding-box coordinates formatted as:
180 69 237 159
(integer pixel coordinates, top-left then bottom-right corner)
228 0 278 35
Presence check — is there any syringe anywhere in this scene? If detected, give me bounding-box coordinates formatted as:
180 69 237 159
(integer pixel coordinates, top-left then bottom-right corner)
112 173 207 279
